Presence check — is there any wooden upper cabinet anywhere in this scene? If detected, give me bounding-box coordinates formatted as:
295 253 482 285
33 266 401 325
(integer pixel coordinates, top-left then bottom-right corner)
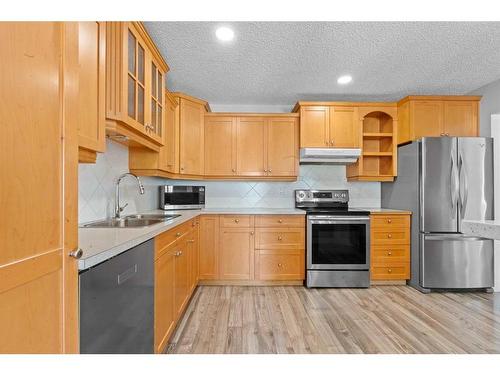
105 22 169 152
299 106 329 147
267 117 298 176
176 93 208 176
297 104 360 148
204 116 236 176
237 117 267 176
160 92 179 174
330 106 359 148
397 96 480 144
77 21 106 163
443 100 478 137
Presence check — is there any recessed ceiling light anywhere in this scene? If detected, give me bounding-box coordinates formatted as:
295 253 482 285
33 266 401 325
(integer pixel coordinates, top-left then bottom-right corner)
215 26 234 42
337 75 353 85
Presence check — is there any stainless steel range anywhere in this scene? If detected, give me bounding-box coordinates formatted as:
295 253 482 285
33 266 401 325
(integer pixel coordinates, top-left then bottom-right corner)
295 189 370 288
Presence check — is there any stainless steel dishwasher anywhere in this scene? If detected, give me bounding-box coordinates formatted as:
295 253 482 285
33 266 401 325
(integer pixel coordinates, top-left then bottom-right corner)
80 239 154 354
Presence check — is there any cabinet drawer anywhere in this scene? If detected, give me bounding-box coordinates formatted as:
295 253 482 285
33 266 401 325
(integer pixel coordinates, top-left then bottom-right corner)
371 214 410 228
371 228 410 245
155 220 193 258
220 215 254 228
371 245 410 263
255 215 305 228
255 228 304 249
371 263 410 280
255 250 304 281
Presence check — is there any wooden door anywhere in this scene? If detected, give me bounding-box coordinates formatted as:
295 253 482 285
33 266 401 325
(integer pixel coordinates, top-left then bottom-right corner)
443 101 478 137
179 99 204 175
0 22 79 353
236 117 267 176
154 247 175 353
299 106 329 147
330 106 359 148
77 21 106 157
174 241 190 317
204 116 236 176
219 228 254 280
411 101 444 139
124 23 148 132
160 93 179 173
199 215 220 280
267 117 298 176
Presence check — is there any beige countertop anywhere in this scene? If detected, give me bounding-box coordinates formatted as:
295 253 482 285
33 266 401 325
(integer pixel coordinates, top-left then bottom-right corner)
353 207 413 214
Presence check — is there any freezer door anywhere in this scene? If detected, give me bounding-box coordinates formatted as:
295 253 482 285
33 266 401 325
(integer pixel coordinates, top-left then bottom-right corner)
421 137 459 233
421 234 493 289
457 137 494 232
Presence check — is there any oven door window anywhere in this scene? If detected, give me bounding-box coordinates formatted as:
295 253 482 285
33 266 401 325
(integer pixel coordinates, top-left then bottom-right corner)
311 223 367 265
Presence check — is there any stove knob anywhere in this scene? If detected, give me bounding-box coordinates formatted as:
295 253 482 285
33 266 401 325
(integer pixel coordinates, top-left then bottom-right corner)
334 193 339 198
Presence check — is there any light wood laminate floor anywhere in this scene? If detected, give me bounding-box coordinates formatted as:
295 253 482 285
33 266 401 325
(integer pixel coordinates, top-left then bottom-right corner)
168 285 500 354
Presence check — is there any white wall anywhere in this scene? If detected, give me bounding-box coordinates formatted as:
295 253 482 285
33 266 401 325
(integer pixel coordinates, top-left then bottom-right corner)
469 77 500 137
78 139 381 223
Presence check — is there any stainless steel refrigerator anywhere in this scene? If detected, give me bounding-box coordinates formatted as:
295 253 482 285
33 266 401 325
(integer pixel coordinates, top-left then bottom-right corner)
382 137 494 292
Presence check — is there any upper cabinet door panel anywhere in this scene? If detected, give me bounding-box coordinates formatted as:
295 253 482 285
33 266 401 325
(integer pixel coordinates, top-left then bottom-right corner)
443 101 478 137
267 118 298 176
204 116 236 176
159 95 178 173
77 21 106 154
330 106 359 148
179 99 204 175
237 117 267 176
411 101 444 139
300 106 329 147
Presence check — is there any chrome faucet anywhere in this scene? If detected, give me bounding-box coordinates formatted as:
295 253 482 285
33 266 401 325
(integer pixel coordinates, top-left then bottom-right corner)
114 173 145 219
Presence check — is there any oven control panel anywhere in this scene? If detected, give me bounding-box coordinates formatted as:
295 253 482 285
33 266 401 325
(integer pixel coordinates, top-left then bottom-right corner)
295 189 349 204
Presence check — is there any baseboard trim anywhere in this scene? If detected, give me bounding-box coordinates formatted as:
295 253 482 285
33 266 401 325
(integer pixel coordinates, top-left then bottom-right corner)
198 280 304 286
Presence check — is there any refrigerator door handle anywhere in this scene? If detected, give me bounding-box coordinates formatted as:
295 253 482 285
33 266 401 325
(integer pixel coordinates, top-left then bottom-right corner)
458 152 469 219
424 234 487 241
450 152 459 218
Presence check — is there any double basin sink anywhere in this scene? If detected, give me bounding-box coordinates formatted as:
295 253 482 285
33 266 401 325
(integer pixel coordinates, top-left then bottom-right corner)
81 213 181 228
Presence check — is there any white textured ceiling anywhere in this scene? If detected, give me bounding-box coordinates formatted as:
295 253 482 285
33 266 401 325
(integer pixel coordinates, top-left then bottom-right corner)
144 22 500 105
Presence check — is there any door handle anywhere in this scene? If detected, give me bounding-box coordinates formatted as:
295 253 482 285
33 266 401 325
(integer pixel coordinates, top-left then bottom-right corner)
458 152 468 219
450 151 459 218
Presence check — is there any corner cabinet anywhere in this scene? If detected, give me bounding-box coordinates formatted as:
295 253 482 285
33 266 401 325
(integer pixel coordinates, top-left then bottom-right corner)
77 21 106 163
105 22 169 152
397 96 480 145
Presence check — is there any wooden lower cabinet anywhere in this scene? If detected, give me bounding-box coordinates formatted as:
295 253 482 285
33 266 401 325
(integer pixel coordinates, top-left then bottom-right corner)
254 250 304 281
154 219 198 354
219 226 255 280
199 215 220 280
370 212 411 282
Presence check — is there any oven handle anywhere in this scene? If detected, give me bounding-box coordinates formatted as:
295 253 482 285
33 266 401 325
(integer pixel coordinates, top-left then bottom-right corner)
308 215 370 221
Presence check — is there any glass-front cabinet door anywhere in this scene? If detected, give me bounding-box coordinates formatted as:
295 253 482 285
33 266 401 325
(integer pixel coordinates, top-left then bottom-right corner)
149 59 164 140
126 26 146 128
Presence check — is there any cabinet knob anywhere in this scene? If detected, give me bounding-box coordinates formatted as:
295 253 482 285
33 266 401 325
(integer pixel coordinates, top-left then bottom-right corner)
325 141 329 146
330 140 334 146
387 219 392 223
180 167 184 171
388 268 392 273
268 169 272 173
187 239 195 243
176 232 181 237
232 168 236 173
278 236 283 241
250 231 254 235
278 263 283 268
388 251 392 256
440 133 445 136
234 219 239 223
278 219 283 223
445 133 449 136
387 234 392 238
69 248 83 259
264 169 268 173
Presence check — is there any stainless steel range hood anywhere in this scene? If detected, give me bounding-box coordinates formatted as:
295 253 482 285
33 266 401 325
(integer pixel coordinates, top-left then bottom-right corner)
299 148 361 164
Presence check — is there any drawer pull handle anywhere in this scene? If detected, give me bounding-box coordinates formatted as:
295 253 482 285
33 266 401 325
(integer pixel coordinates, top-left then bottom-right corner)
278 219 283 223
187 239 195 243
387 234 392 238
278 263 283 268
278 236 283 241
387 219 392 223
388 268 392 273
234 219 239 223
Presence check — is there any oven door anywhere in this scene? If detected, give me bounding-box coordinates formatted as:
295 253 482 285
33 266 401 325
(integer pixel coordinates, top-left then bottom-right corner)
307 215 370 270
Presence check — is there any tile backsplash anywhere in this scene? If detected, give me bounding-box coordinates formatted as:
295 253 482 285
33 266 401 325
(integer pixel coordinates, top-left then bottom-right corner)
78 139 381 223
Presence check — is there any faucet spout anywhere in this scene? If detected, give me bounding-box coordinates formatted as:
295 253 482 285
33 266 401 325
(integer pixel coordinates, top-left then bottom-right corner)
114 173 145 219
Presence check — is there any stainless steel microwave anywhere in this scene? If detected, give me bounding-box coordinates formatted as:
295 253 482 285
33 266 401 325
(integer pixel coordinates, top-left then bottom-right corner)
159 185 205 210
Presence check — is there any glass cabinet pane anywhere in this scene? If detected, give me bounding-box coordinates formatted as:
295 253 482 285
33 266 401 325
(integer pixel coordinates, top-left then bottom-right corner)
138 85 144 124
128 30 136 75
158 106 162 136
137 45 145 84
158 73 163 102
151 62 157 98
128 76 136 118
151 100 157 130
